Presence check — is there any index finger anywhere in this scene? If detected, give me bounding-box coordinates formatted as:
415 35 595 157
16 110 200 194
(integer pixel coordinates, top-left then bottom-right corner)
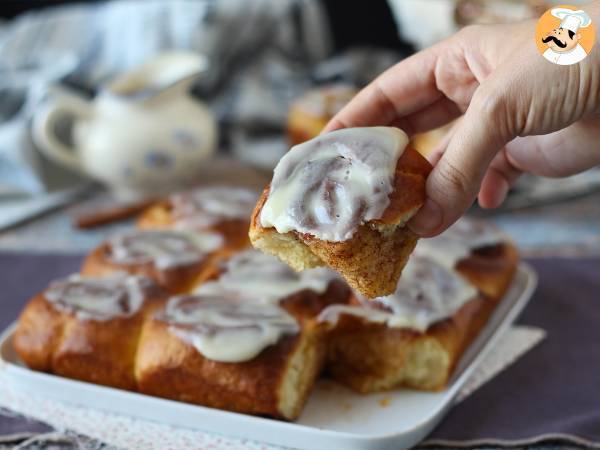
323 45 443 133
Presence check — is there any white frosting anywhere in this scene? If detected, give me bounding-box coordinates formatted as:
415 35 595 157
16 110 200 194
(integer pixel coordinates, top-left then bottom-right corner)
318 256 477 332
160 250 338 362
194 249 338 304
170 186 258 229
415 218 506 269
260 127 409 241
45 273 154 321
160 293 299 362
107 230 223 269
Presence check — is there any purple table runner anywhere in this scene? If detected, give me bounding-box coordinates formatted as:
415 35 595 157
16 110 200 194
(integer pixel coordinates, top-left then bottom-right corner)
428 257 600 446
0 252 599 448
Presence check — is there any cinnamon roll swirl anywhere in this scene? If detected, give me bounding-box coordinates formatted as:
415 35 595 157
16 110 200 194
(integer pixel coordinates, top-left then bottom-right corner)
136 249 349 420
138 186 258 251
250 126 432 298
81 229 224 293
14 273 165 390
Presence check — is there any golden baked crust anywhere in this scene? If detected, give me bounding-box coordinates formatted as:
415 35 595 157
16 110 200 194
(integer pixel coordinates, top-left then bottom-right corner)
249 146 432 298
13 231 517 415
137 200 251 252
13 295 64 372
322 241 519 393
324 293 493 392
14 288 166 391
279 280 351 326
80 243 220 294
136 314 324 420
456 242 519 299
136 281 350 420
286 86 357 146
14 273 349 419
287 111 329 147
287 98 331 146
410 121 455 158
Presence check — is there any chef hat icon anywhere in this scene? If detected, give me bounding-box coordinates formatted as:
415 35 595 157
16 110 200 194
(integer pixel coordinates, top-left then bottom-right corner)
551 8 592 33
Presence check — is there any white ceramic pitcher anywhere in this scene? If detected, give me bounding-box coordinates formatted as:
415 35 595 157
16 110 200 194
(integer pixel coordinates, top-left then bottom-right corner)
32 52 217 199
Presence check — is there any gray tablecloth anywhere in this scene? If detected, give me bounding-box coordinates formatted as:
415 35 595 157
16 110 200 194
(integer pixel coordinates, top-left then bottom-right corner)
0 253 599 449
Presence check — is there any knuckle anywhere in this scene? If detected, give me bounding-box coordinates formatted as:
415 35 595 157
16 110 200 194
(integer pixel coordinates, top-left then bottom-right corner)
471 82 518 141
454 24 488 50
431 159 476 203
457 24 483 41
472 85 506 121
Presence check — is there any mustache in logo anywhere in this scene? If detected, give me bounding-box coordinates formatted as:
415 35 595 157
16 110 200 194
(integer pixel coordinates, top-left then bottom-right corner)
542 35 567 48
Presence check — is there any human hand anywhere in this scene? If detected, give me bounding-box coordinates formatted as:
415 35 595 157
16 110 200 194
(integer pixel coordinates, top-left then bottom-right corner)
324 2 600 236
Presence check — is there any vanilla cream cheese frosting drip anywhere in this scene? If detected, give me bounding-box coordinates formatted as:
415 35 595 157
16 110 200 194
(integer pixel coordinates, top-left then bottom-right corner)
164 250 337 362
45 273 154 321
170 186 258 229
260 127 409 241
318 256 477 332
107 230 223 270
194 249 337 304
415 218 506 269
160 293 299 362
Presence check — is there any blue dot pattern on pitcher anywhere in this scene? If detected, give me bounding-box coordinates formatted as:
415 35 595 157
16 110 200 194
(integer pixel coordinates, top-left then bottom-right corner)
145 150 174 169
172 129 199 150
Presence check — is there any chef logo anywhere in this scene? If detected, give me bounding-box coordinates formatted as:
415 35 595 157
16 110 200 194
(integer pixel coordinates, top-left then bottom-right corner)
535 5 595 65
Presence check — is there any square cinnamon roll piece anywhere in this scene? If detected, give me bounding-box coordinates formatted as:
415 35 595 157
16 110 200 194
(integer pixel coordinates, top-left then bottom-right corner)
81 229 225 294
136 249 349 420
137 186 258 251
250 126 432 298
14 274 165 390
414 218 519 299
318 219 518 393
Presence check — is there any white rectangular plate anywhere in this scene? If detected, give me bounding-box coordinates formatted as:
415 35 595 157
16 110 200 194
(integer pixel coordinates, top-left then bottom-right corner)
0 264 537 450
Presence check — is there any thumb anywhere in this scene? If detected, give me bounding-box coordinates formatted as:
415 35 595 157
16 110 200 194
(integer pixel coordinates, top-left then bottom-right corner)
408 85 515 236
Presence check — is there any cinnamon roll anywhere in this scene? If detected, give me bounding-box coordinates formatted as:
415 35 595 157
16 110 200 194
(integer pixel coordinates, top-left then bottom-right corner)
136 249 349 420
415 218 519 299
250 126 432 298
287 84 357 146
81 229 224 293
317 218 518 393
137 186 258 251
14 274 165 390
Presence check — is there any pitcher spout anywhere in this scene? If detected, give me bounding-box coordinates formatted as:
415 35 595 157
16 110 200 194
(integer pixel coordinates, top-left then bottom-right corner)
103 52 208 101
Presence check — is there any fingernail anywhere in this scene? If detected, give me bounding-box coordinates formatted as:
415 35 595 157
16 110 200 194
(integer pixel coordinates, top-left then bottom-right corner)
408 199 443 236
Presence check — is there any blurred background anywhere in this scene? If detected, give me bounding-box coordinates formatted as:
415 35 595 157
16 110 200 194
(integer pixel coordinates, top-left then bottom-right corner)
0 0 598 254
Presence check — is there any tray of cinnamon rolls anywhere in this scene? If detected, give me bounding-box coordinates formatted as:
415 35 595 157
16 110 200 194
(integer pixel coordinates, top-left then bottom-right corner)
1 126 537 450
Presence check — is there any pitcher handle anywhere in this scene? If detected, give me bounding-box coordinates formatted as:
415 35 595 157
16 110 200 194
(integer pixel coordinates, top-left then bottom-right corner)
32 95 91 174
